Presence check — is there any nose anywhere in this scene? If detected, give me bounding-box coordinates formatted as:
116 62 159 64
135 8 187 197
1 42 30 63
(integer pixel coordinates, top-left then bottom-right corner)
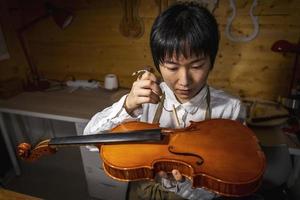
177 67 190 87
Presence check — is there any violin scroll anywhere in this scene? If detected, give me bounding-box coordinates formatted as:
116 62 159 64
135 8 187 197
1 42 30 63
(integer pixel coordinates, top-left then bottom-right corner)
17 140 57 161
18 143 32 160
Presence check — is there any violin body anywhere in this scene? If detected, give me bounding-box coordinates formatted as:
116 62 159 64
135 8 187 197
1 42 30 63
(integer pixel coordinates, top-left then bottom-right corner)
100 119 265 197
18 119 265 197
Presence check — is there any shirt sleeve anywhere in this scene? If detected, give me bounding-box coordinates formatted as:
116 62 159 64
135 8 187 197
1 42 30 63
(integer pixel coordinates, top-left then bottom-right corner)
83 94 142 151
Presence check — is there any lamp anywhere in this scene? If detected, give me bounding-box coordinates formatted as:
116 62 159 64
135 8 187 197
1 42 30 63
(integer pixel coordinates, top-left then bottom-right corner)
271 40 300 54
19 2 74 91
271 40 300 96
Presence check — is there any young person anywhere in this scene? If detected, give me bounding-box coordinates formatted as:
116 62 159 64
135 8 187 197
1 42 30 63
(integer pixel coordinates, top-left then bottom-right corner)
84 2 245 200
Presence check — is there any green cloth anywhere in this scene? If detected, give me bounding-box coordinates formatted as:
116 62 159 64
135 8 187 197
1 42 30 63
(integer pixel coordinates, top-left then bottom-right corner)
127 181 186 200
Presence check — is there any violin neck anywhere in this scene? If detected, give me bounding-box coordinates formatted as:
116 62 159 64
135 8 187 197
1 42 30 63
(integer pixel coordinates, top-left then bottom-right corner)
48 129 162 147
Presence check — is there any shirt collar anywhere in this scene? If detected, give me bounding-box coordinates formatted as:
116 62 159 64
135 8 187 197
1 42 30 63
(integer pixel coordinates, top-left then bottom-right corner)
160 82 208 114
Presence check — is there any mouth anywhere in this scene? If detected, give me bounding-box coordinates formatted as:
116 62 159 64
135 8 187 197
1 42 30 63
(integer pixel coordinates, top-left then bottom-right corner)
176 89 191 95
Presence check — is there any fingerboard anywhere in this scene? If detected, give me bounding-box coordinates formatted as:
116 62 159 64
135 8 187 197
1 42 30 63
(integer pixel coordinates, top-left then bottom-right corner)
48 129 162 147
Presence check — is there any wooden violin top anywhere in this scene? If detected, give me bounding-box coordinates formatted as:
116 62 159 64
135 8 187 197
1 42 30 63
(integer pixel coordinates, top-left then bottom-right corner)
18 119 265 197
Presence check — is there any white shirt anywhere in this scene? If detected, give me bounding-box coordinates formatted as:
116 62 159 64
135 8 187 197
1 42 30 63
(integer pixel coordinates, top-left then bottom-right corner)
83 82 246 200
84 82 245 136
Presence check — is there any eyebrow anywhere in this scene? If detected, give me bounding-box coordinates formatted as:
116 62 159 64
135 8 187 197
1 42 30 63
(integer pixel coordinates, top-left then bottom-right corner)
164 57 206 65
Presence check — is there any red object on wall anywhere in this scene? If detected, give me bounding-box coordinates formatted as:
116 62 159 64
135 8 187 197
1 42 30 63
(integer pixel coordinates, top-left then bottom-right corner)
271 40 300 95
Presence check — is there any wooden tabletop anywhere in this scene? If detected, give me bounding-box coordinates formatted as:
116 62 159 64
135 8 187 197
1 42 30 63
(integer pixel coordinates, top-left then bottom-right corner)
0 87 129 123
0 188 41 200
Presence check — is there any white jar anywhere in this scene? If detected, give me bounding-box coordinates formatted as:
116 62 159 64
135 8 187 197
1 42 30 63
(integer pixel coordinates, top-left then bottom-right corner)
104 74 118 90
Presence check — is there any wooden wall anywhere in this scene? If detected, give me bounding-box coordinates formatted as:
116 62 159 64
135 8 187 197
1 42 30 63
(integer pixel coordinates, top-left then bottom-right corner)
0 0 299 100
0 0 28 81
212 0 299 100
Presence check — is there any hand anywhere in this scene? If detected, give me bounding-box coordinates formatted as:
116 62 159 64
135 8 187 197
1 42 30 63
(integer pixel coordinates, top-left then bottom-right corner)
125 70 162 114
171 169 184 182
158 169 184 182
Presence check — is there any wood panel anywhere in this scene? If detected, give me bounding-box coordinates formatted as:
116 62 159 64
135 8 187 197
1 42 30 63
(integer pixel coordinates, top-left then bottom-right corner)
1 0 299 100
212 0 299 99
0 0 28 81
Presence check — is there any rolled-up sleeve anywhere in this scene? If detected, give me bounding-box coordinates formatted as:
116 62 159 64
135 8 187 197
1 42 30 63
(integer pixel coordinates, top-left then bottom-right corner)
83 94 142 151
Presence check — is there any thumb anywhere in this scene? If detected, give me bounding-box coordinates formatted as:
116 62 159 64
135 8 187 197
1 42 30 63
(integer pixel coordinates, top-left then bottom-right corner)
172 169 183 182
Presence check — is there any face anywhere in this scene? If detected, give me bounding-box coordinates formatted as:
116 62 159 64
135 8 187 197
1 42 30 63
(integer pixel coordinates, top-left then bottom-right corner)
159 53 211 103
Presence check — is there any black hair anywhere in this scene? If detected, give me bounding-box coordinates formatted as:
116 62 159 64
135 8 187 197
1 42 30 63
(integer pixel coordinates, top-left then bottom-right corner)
150 2 220 72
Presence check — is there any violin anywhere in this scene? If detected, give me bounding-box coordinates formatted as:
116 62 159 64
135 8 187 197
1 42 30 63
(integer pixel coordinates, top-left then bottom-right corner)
17 119 265 197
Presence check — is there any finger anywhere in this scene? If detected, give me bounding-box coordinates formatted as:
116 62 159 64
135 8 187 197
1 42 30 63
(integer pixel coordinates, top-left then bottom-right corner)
150 81 162 97
139 71 158 82
135 93 160 105
134 96 152 105
148 91 160 104
172 169 183 181
136 85 160 99
142 73 162 96
134 88 153 98
135 90 161 104
136 70 151 81
139 71 162 93
135 79 162 97
158 171 167 178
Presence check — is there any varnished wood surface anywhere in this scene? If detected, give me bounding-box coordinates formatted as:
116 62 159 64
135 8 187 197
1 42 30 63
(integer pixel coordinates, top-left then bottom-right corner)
0 188 41 200
0 87 129 122
101 120 265 197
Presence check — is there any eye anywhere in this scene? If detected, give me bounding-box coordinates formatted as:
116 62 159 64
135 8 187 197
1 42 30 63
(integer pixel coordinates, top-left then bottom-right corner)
191 65 202 69
163 63 179 71
166 67 178 71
